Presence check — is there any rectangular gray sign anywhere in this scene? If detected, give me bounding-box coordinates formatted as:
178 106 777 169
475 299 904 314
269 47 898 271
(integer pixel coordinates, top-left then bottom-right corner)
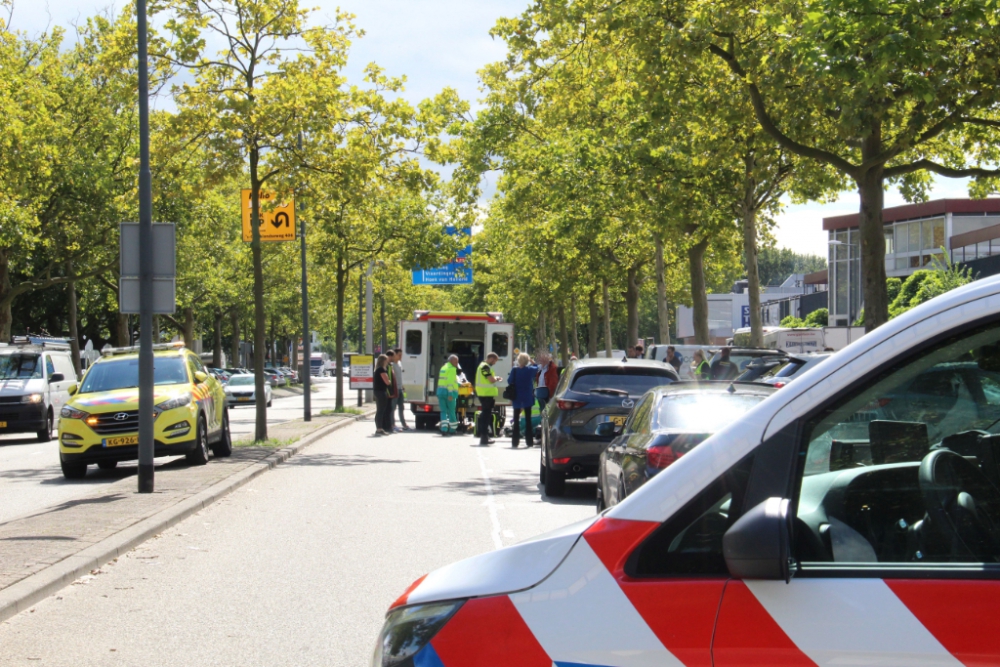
119 223 176 314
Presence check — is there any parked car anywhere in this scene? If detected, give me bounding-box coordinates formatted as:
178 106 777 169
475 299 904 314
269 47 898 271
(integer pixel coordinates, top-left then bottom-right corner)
208 367 231 384
710 347 786 380
224 374 272 408
735 354 788 382
754 352 833 388
263 368 286 387
278 366 298 383
374 273 1000 667
540 358 679 497
0 337 78 442
597 381 776 510
224 367 249 376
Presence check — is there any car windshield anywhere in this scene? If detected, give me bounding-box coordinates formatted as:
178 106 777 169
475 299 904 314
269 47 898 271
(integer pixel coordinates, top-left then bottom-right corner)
570 368 674 397
0 353 42 380
654 392 768 432
229 376 254 386
79 357 189 393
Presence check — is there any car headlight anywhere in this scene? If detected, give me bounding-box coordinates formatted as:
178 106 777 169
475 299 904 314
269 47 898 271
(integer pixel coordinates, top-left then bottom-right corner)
371 602 462 667
22 393 43 404
60 405 89 420
154 393 192 414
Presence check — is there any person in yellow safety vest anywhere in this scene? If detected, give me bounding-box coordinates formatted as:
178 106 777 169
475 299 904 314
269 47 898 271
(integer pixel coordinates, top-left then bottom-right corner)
475 352 501 446
437 355 461 436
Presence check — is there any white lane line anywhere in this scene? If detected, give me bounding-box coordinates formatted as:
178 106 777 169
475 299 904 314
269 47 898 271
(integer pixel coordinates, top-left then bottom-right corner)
477 451 504 550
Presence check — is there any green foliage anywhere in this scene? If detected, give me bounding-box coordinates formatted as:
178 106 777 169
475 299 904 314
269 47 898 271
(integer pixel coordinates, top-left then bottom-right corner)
780 315 806 328
889 259 975 318
756 248 827 286
804 308 828 328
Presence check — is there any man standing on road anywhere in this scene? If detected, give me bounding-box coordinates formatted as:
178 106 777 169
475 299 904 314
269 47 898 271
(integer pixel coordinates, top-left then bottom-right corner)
437 355 461 436
535 351 559 411
665 345 683 373
475 352 501 445
392 348 409 431
710 347 739 381
385 351 397 431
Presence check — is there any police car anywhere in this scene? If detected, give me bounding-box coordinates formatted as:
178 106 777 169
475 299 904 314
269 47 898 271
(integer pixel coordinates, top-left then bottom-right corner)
373 274 1000 666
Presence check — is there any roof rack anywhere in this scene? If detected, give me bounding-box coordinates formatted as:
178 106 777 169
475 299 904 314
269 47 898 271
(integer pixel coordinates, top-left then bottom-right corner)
101 341 186 356
8 336 72 351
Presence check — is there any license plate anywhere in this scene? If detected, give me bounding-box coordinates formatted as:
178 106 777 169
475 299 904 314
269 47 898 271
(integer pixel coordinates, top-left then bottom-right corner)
0 421 6 428
237 396 252 402
103 435 138 447
610 415 627 426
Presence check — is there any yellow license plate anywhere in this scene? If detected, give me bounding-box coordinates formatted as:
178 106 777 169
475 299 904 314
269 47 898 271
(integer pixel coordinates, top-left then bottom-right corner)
237 396 252 402
0 421 6 428
610 415 628 426
103 435 138 447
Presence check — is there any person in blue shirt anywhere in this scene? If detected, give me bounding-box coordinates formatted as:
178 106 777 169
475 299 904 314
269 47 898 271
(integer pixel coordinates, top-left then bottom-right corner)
508 352 539 448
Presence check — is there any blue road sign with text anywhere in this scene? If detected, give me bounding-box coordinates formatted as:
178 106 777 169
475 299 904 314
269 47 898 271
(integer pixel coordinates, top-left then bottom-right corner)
412 227 473 285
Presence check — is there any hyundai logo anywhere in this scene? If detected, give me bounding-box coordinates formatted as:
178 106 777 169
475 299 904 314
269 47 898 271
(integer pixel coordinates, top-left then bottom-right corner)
113 412 130 421
622 399 634 409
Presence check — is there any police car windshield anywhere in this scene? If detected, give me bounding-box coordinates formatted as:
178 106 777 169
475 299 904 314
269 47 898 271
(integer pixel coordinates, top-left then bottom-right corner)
79 357 189 393
0 354 42 380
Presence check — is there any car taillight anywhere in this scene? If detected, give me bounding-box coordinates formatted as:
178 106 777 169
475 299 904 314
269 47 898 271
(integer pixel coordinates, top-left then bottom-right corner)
418 404 432 412
773 381 786 388
552 457 571 465
647 444 680 469
556 399 587 410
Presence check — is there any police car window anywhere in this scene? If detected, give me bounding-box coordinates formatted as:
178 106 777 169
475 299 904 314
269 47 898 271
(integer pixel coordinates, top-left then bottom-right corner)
79 357 189 393
491 332 508 358
628 455 753 577
796 321 1000 566
405 330 422 356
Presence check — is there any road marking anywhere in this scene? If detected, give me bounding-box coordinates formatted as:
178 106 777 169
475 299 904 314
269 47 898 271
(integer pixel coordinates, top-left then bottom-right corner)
477 451 504 550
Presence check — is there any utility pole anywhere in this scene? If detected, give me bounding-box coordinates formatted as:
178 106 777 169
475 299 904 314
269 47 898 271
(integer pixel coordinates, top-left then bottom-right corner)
380 291 387 356
298 135 311 422
136 0 154 493
365 261 374 403
357 271 363 407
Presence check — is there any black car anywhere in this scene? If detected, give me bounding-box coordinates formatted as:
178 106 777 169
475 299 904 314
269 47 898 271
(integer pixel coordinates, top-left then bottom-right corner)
540 358 679 497
711 347 786 381
596 381 776 510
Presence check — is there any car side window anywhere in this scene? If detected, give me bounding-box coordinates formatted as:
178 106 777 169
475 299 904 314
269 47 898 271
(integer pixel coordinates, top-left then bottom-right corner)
186 355 201 381
795 320 1000 567
623 394 652 435
45 355 55 377
627 455 754 577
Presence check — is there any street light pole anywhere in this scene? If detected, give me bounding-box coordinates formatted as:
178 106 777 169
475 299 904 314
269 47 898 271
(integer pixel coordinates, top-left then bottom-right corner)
136 0 154 494
298 135 311 422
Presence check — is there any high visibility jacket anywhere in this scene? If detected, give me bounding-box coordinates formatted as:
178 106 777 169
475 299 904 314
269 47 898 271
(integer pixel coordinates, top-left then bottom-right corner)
475 361 498 397
438 363 459 392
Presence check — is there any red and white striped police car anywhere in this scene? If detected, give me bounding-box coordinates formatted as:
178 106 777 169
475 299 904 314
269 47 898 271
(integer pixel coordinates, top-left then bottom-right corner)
374 274 1000 667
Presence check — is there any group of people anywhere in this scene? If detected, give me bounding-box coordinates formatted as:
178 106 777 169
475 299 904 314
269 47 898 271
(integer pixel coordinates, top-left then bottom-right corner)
372 348 411 436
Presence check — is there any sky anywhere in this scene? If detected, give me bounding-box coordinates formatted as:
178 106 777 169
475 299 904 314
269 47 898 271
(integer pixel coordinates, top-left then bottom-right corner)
10 0 975 259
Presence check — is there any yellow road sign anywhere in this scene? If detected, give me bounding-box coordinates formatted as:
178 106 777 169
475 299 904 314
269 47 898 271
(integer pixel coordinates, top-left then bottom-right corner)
241 189 296 242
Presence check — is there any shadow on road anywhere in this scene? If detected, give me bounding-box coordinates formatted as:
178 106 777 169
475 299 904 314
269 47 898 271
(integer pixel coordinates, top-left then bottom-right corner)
0 436 43 448
285 452 414 467
407 468 596 507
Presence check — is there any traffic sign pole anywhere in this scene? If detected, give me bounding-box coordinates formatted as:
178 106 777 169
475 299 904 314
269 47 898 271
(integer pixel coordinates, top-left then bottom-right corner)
136 0 154 494
300 207 311 422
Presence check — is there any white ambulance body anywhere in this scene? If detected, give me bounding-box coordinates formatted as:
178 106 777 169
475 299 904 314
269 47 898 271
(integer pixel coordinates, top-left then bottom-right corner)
399 312 515 428
732 326 826 354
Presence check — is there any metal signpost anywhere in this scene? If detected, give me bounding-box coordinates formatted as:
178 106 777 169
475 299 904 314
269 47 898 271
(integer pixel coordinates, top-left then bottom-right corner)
300 210 311 422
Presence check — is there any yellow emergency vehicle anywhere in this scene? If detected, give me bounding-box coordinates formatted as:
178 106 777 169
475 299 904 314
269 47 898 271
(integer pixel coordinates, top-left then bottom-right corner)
57 343 231 479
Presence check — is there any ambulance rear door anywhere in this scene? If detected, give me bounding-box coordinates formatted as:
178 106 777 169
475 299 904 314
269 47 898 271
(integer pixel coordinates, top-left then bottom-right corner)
485 322 515 405
401 321 429 403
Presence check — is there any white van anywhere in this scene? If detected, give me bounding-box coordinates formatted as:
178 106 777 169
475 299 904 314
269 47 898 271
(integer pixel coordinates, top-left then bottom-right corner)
731 326 826 354
399 312 515 429
0 337 78 441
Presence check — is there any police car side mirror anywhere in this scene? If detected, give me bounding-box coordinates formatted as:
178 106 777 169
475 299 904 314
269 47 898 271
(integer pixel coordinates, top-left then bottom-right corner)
49 373 65 383
723 497 795 583
194 371 209 384
67 384 78 396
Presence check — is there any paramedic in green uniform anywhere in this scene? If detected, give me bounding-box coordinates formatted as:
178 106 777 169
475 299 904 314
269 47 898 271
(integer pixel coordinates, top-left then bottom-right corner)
475 352 501 445
437 355 461 435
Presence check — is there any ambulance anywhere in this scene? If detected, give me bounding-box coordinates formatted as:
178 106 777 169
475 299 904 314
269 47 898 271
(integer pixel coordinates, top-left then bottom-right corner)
399 312 514 430
374 276 1000 666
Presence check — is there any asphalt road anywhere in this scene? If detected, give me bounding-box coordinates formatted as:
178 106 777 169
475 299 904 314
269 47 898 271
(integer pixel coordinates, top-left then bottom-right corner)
0 377 354 526
0 418 596 667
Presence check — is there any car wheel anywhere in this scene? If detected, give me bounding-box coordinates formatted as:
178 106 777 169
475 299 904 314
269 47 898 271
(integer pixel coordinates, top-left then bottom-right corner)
211 409 233 457
543 463 565 497
186 416 210 466
97 460 118 470
37 410 53 442
539 459 547 483
61 460 87 479
266 395 273 408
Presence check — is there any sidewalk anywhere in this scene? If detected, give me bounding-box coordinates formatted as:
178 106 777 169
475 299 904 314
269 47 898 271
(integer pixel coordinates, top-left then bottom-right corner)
0 407 374 622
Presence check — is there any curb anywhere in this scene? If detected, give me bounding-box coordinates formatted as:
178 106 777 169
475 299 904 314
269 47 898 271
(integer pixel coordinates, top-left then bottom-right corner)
0 408 375 624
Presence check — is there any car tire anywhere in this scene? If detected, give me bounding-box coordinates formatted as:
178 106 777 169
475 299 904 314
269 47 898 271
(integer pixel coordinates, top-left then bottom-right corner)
211 409 233 457
97 460 118 470
543 464 565 497
539 459 547 483
61 460 87 479
37 410 53 442
266 396 272 408
186 416 210 466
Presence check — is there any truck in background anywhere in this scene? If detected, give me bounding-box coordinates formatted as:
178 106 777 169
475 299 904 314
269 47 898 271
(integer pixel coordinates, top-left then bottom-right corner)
399 311 515 430
730 326 826 354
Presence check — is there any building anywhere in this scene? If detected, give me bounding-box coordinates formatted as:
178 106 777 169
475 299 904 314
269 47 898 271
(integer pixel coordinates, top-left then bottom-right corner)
824 198 1000 326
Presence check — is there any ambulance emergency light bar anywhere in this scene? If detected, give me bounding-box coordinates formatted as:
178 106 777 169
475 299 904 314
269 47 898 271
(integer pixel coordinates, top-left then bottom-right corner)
412 311 504 323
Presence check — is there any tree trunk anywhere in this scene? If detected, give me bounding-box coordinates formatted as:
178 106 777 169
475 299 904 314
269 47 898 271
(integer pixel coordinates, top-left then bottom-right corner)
535 310 546 353
625 265 641 352
587 288 599 358
230 310 240 369
335 259 347 410
858 142 888 330
602 280 613 357
250 149 268 441
0 248 11 342
570 295 580 357
742 203 764 348
688 239 710 345
212 310 223 367
182 307 195 348
655 237 670 345
117 313 130 347
66 261 82 377
557 303 570 367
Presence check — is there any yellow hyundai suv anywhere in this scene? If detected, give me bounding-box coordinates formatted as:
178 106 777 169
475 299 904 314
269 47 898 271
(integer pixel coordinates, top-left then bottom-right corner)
58 344 231 479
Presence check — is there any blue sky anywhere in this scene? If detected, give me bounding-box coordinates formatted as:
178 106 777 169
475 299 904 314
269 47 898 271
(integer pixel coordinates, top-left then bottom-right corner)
11 0 974 258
